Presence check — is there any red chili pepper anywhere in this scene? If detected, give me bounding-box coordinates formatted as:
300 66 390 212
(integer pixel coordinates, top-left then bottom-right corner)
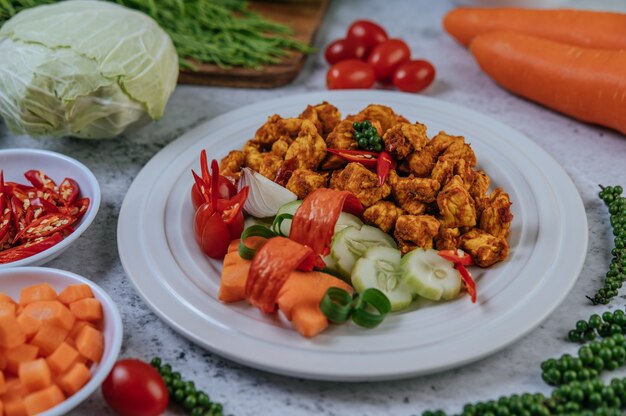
0 233 63 264
58 178 80 206
16 213 75 241
29 197 60 214
456 263 477 303
24 170 57 191
326 148 379 169
376 150 395 186
438 249 473 266
274 159 298 187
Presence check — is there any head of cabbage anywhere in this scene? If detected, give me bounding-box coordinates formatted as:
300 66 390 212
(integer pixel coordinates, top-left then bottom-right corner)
0 1 179 139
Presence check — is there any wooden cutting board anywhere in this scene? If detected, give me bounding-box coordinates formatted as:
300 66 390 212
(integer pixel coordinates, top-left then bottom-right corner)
178 0 330 88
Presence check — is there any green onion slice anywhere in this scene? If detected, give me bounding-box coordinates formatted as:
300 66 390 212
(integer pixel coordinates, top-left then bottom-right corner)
351 288 392 329
320 287 353 324
271 213 293 237
238 225 276 260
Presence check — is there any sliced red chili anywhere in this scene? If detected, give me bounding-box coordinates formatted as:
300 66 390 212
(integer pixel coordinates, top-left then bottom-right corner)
0 233 63 264
456 263 477 303
326 148 379 169
274 159 298 187
58 178 80 206
217 187 249 224
10 196 27 233
73 198 90 218
376 150 396 186
16 213 75 241
438 249 474 267
29 197 60 214
24 170 57 191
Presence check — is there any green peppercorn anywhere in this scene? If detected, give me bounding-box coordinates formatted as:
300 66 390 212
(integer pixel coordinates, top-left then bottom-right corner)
183 394 198 411
174 388 185 403
150 357 161 368
197 391 211 408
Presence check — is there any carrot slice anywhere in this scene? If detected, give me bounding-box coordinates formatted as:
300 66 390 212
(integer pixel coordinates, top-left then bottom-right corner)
0 315 25 349
56 362 90 396
68 320 94 340
18 359 52 393
69 298 102 322
74 325 103 363
4 344 38 375
19 284 57 306
0 302 16 317
46 342 79 374
21 300 75 331
57 284 94 305
0 292 15 304
0 353 6 371
30 324 69 356
1 378 26 416
0 370 6 395
23 384 64 416
16 314 41 341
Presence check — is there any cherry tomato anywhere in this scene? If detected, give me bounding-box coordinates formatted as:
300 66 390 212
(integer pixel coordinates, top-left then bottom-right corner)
198 210 231 259
346 20 388 52
102 359 169 416
191 175 236 211
324 38 369 64
393 59 436 93
327 59 375 90
366 39 411 82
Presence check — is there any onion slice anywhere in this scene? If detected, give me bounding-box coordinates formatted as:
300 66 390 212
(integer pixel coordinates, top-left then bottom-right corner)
237 168 297 218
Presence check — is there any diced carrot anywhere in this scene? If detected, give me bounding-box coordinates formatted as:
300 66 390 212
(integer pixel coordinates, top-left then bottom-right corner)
69 298 102 322
290 303 329 338
0 293 15 304
23 384 64 416
218 237 265 303
57 284 94 305
21 300 75 331
0 315 25 349
30 324 69 356
0 399 3 416
19 284 57 306
1 378 26 416
4 345 38 376
0 302 16 317
68 320 94 340
46 342 79 374
0 370 6 395
74 325 103 363
56 362 90 396
0 353 6 371
19 359 51 393
16 314 41 341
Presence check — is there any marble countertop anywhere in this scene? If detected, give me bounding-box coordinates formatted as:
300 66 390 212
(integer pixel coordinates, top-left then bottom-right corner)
2 0 626 415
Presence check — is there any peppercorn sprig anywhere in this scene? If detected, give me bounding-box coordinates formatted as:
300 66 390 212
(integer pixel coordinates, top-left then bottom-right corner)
568 309 626 343
151 357 224 416
588 185 626 305
353 120 383 152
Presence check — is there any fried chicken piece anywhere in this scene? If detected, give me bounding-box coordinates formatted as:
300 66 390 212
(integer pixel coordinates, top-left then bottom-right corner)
382 122 428 160
437 175 477 228
440 142 477 167
321 116 382 170
394 214 440 253
479 188 513 239
285 169 327 199
363 201 404 233
389 170 440 215
284 121 327 170
243 140 263 171
219 150 245 181
470 170 490 213
258 153 283 180
460 229 509 267
299 101 341 138
428 131 465 155
357 104 409 133
329 162 390 207
255 116 314 147
271 138 291 158
431 158 455 188
435 226 460 251
407 146 438 177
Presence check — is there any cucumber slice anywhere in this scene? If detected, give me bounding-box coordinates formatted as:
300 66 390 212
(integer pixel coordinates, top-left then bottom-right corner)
352 246 413 312
400 249 461 301
244 216 273 230
331 224 397 279
275 200 363 237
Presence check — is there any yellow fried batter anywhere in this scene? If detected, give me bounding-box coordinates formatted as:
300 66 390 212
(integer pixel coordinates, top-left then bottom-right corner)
382 122 428 160
329 162 390 207
258 153 283 180
437 175 477 228
440 142 477 167
299 102 341 138
429 131 465 155
389 170 440 215
479 188 513 239
435 226 460 251
460 229 509 267
284 120 327 170
431 158 455 188
243 140 263 171
357 104 409 133
363 201 404 233
407 146 438 177
219 150 245 181
394 214 440 253
286 169 327 199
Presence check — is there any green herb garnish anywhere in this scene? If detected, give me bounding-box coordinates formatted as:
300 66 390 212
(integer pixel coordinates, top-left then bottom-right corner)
353 120 384 152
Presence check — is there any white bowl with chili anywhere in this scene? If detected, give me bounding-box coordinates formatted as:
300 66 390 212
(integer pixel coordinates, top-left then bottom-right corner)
0 149 100 267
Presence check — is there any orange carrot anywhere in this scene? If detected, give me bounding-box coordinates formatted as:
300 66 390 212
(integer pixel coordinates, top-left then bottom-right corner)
21 301 76 332
23 384 65 416
469 31 626 135
46 342 79 374
0 315 25 349
69 298 102 322
4 344 39 375
0 302 16 317
19 284 57 305
219 237 266 303
56 362 90 396
444 8 626 50
0 293 15 304
74 325 103 363
18 359 52 393
57 284 94 305
16 314 41 341
68 320 94 340
0 370 6 395
30 324 69 356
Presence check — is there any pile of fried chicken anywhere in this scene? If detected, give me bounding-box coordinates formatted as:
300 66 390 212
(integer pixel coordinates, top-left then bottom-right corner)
219 102 513 268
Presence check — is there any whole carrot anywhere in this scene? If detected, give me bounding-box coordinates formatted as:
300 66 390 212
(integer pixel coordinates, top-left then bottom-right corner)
444 8 626 50
469 31 626 135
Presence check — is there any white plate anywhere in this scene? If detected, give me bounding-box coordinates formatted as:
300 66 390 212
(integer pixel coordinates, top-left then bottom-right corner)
118 91 587 381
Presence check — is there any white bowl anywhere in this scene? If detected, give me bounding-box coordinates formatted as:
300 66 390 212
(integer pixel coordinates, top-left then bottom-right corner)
0 149 100 267
0 267 123 416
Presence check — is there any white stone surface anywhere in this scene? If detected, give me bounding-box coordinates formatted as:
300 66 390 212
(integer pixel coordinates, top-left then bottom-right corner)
1 1 626 414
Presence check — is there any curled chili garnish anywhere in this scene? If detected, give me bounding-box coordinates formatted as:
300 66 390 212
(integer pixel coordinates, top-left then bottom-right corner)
438 249 477 303
326 148 397 186
376 150 395 186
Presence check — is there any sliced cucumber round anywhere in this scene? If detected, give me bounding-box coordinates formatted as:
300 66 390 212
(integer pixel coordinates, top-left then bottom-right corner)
400 249 461 301
352 246 413 312
275 200 363 237
331 224 397 279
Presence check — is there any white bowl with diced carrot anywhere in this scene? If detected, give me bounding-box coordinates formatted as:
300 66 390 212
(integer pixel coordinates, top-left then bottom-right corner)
0 267 123 416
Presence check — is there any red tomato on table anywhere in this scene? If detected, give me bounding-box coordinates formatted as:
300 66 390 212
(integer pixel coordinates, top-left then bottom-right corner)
393 59 436 93
346 20 388 52
367 39 411 82
327 59 375 89
324 38 369 64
